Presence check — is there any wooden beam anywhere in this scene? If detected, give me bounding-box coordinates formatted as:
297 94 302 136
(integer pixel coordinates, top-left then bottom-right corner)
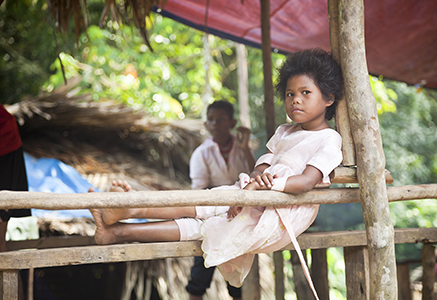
344 246 369 300
339 0 397 298
0 183 435 209
328 0 356 166
1 228 436 270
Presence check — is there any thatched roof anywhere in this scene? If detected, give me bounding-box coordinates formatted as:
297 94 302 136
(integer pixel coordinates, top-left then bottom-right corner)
6 76 205 191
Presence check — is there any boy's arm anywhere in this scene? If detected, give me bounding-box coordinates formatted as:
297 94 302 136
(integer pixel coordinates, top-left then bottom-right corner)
190 149 210 190
235 126 256 171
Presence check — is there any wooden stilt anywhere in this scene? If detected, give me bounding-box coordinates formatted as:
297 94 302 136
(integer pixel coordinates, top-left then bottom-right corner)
421 243 435 300
274 252 284 300
344 246 369 300
290 250 315 300
311 249 329 300
396 262 412 300
242 254 261 300
0 270 19 300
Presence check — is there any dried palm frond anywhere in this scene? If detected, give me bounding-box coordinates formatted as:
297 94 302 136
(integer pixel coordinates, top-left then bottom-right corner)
48 0 168 51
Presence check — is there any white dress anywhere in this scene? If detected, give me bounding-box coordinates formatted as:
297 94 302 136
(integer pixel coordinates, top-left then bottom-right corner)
199 123 343 288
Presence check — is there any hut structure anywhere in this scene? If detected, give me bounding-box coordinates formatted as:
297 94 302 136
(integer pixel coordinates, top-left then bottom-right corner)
6 81 277 300
1 0 437 300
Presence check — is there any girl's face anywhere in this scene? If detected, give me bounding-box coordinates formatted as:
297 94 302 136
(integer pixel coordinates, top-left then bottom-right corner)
285 75 334 131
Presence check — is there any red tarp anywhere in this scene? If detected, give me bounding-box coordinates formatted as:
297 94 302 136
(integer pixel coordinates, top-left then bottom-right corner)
158 0 437 89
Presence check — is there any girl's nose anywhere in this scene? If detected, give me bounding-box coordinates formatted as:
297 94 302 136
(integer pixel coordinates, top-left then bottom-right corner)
292 96 301 104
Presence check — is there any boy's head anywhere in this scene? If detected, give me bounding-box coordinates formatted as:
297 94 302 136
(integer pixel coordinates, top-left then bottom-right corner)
276 48 344 120
204 100 237 142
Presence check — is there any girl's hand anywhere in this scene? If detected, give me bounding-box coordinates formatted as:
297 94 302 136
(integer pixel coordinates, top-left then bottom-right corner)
253 172 277 189
227 206 242 219
243 180 272 191
235 126 251 150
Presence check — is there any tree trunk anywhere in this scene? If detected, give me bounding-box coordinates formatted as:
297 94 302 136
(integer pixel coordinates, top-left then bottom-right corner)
328 0 356 166
339 0 397 299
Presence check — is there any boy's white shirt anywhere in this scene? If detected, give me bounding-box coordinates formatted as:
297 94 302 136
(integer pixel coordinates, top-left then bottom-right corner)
190 135 251 190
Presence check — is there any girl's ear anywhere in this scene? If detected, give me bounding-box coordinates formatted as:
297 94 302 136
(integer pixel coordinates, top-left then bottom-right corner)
325 93 335 107
231 119 237 128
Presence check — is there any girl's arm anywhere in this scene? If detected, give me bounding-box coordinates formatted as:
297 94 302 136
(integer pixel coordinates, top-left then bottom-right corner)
281 165 323 194
245 165 323 194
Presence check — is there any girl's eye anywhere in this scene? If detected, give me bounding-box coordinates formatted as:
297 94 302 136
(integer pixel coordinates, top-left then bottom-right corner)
302 90 310 95
286 92 294 97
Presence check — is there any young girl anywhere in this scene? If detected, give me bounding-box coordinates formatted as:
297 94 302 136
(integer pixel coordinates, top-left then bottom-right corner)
90 48 343 297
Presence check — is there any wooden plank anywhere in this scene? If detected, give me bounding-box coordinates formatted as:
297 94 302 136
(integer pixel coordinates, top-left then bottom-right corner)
0 184 435 210
396 262 412 300
330 167 393 184
344 246 369 300
1 228 436 271
0 241 203 270
6 235 96 251
421 243 435 300
311 249 330 300
0 270 19 300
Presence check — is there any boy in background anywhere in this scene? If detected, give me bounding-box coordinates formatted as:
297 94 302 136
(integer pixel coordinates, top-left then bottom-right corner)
187 100 255 300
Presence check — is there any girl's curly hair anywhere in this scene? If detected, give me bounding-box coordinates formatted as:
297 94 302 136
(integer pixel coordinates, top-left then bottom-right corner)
275 48 344 120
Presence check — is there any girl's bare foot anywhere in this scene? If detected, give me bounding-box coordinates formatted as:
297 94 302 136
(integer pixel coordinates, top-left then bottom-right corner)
102 208 134 225
109 180 131 193
90 209 118 245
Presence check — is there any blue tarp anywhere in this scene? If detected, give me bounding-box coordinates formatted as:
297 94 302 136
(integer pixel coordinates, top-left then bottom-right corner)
24 153 98 219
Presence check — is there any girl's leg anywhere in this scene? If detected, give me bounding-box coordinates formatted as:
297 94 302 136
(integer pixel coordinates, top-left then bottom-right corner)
102 207 197 225
91 209 181 245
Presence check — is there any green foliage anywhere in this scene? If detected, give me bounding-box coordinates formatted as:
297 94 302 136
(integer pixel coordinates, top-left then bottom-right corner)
0 0 58 104
379 82 437 185
370 75 397 114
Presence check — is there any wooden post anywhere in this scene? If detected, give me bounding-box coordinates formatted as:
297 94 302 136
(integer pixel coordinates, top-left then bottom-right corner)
0 270 19 300
291 250 315 300
396 262 412 300
311 249 330 300
421 243 435 300
242 254 261 300
328 0 356 166
260 0 276 139
237 43 251 129
339 0 397 298
274 252 284 300
344 246 369 300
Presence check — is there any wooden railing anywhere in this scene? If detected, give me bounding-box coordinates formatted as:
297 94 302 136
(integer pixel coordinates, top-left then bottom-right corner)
1 182 436 299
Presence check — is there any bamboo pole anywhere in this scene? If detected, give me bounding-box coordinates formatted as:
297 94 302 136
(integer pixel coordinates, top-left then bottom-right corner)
260 0 276 139
328 0 356 166
0 184 435 210
338 0 397 298
237 43 251 129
